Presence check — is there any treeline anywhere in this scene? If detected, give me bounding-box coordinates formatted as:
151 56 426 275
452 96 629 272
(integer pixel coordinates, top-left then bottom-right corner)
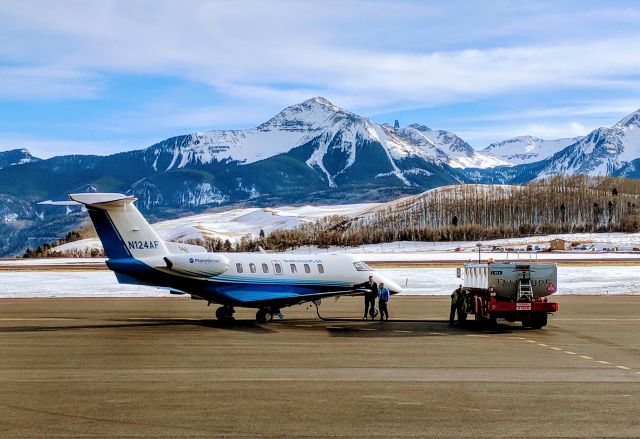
362 175 640 234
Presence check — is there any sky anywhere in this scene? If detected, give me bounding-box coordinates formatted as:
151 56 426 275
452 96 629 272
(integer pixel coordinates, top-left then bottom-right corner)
2 0 640 158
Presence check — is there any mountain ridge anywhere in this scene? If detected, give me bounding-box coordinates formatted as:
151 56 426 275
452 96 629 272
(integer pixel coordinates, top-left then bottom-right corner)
2 99 640 256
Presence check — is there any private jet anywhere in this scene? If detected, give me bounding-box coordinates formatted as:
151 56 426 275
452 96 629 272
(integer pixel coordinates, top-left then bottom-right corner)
57 193 402 322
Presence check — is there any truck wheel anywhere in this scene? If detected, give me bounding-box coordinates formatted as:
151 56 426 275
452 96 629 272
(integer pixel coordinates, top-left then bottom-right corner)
531 314 547 329
522 319 532 328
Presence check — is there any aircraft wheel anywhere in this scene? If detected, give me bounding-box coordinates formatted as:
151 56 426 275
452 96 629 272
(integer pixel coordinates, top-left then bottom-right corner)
216 306 235 322
256 308 273 323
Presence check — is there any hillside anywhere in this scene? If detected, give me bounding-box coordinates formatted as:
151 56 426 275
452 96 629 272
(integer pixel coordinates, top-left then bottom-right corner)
44 177 640 257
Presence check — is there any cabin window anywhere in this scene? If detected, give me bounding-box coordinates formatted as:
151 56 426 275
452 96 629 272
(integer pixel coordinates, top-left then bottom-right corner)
317 264 324 274
304 264 310 274
290 264 297 274
262 263 269 273
236 263 243 273
249 263 256 273
274 263 282 274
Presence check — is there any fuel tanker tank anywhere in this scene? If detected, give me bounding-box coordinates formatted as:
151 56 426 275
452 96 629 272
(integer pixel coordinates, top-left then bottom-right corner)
462 262 557 300
163 253 230 277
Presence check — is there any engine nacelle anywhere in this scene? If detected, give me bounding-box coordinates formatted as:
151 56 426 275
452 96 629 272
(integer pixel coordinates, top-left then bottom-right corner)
164 253 229 277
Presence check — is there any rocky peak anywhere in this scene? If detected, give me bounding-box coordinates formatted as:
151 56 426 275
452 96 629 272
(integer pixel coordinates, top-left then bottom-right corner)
407 123 431 132
615 108 640 129
257 96 355 132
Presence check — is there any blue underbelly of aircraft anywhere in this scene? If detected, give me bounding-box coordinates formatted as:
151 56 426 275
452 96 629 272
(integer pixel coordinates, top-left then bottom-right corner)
107 258 354 307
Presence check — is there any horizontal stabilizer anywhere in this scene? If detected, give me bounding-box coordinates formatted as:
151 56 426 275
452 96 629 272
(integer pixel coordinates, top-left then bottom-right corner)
38 200 82 206
69 193 136 208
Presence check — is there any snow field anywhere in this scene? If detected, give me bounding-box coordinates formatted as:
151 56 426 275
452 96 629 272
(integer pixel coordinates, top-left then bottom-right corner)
0 266 637 298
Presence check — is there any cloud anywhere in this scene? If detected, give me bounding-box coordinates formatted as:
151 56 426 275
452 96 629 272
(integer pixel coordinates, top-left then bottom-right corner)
0 66 101 100
455 100 640 124
2 0 640 156
2 1 640 109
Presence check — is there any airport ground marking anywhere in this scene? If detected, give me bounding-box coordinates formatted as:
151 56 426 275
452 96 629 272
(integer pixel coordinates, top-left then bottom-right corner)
515 338 638 374
393 330 413 333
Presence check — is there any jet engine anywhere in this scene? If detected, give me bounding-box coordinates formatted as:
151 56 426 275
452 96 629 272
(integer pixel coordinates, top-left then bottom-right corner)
163 253 229 277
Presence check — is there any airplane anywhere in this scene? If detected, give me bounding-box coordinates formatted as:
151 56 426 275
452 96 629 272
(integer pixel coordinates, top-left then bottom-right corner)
57 193 402 323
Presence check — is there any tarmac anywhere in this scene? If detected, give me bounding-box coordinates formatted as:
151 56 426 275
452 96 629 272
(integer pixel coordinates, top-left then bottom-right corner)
0 295 639 438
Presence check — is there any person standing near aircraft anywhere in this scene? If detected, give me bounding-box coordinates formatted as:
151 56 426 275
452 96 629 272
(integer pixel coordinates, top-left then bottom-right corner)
357 275 378 320
378 282 390 321
449 284 463 326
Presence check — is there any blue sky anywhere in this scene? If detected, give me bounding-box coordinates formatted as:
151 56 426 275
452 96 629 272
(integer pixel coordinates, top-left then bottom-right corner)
2 0 640 157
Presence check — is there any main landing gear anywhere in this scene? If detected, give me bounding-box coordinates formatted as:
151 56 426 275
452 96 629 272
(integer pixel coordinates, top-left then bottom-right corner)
256 308 273 323
215 306 283 323
215 305 235 322
255 308 283 323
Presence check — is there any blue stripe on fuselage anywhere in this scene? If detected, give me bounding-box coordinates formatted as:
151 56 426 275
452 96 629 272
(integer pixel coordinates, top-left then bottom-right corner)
106 258 353 306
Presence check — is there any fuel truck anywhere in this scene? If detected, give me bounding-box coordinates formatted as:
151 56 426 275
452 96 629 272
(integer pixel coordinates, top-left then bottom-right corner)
457 261 559 328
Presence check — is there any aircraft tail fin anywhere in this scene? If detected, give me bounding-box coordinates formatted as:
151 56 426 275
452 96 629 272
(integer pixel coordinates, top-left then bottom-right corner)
69 193 169 259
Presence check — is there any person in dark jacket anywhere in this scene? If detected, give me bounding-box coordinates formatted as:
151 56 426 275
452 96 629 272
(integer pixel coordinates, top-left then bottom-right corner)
449 284 463 326
356 275 378 320
378 282 391 321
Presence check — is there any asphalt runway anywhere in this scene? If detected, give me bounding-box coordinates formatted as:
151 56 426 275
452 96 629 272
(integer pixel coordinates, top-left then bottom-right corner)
0 295 639 438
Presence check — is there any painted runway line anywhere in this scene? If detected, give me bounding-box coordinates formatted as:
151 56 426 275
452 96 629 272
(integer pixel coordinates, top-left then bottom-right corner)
511 337 637 376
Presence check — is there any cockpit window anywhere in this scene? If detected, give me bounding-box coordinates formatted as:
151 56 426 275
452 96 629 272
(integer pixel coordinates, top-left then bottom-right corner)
353 261 373 271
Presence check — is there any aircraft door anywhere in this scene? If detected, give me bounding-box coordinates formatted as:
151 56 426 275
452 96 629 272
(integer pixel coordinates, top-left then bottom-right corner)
271 260 283 275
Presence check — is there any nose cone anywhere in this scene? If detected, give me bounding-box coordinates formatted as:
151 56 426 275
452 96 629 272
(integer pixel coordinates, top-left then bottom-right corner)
379 275 402 295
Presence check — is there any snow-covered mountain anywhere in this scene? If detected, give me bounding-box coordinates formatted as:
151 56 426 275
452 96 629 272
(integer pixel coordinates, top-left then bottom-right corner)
534 109 640 178
148 97 355 170
140 97 469 189
0 148 40 169
402 124 509 168
481 136 581 165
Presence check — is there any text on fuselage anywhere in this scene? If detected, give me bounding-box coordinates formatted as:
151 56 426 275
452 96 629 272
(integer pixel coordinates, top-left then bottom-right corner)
128 240 160 250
